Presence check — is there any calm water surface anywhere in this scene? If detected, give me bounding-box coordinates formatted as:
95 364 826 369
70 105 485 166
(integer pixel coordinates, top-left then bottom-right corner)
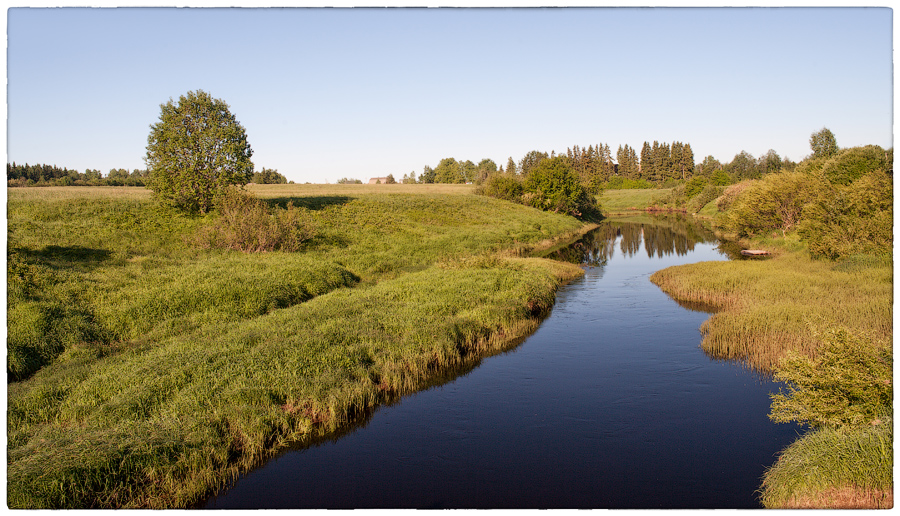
205 216 799 509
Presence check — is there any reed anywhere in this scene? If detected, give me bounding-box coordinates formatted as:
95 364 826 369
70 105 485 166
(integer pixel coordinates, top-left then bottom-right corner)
649 246 892 372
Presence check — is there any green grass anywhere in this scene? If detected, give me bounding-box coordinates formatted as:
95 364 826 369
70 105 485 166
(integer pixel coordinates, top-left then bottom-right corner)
7 185 589 508
649 238 892 372
760 417 893 508
599 188 671 214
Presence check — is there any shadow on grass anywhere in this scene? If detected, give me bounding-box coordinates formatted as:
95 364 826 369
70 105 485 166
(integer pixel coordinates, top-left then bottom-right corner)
264 196 354 211
14 245 113 268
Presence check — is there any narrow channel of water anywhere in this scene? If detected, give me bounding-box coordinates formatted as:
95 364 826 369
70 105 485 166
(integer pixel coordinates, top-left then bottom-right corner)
204 216 799 509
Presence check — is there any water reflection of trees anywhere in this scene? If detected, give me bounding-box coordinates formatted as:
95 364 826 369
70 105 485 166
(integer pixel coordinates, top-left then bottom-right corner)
548 215 721 265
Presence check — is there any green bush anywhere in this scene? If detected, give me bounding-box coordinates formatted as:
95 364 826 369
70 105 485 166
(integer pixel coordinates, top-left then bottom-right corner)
769 328 892 429
476 173 523 202
683 176 709 199
603 177 655 190
821 145 891 186
522 157 600 219
799 168 892 259
685 184 725 214
720 171 819 237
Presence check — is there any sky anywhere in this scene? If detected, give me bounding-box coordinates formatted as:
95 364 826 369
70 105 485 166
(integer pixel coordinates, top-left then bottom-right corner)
5 5 894 184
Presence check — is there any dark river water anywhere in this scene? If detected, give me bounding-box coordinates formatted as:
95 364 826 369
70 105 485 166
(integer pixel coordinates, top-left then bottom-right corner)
204 216 800 509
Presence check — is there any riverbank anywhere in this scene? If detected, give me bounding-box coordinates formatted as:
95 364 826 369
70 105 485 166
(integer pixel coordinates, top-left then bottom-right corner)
7 186 591 508
646 211 892 507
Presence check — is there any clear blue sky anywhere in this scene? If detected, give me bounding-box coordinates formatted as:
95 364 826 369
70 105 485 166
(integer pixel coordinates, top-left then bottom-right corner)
6 6 893 184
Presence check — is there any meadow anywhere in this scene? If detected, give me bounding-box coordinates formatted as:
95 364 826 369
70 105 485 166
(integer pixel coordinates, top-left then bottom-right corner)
7 185 591 508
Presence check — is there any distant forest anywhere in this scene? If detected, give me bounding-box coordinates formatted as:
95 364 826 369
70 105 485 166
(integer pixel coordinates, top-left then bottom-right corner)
373 140 796 188
7 163 289 187
9 139 795 189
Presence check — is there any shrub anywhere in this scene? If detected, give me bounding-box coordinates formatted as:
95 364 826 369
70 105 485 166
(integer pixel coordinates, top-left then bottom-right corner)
685 184 725 214
522 157 600 218
603 177 655 190
683 176 709 199
476 173 523 202
799 168 892 259
720 171 819 237
194 188 315 252
821 145 891 186
769 328 892 429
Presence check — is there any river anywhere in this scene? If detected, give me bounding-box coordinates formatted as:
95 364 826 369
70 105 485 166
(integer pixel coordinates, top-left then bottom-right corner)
204 215 799 509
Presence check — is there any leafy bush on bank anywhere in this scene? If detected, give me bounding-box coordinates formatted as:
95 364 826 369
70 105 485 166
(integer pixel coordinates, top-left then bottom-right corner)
762 328 893 508
477 157 601 219
713 144 892 259
769 328 892 429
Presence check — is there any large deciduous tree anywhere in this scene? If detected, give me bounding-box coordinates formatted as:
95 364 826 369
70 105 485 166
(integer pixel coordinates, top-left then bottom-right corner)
145 90 254 213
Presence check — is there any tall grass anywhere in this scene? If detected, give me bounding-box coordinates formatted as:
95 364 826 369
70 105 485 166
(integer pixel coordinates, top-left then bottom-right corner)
649 244 892 372
7 185 589 508
759 417 893 508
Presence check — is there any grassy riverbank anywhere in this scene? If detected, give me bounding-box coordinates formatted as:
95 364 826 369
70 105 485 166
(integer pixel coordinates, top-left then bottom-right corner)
647 150 893 508
7 185 590 508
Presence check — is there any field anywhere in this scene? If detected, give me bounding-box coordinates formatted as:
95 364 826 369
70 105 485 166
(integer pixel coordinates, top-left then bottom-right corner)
7 185 592 508
598 187 671 213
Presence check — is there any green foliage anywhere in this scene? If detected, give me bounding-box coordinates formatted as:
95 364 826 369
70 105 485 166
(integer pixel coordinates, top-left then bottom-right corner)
708 168 732 186
799 167 893 259
145 90 254 213
683 175 708 198
336 177 363 184
476 173 523 202
720 170 819 237
820 145 891 186
685 184 725 214
810 127 839 160
769 328 892 429
193 188 315 253
433 157 464 184
522 157 600 218
251 167 287 184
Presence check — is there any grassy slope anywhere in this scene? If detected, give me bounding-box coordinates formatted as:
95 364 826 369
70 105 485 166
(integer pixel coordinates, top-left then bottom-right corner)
7 185 588 508
598 188 671 214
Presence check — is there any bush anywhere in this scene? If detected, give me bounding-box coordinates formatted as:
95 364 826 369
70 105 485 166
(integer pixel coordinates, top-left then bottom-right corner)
769 328 892 429
821 145 891 186
476 173 523 202
799 168 892 259
685 184 725 214
522 157 600 218
603 177 655 190
720 171 819 237
683 176 709 199
194 188 315 252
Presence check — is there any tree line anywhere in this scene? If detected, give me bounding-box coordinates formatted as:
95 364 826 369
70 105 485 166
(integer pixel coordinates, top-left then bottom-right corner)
342 136 805 190
7 162 289 188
